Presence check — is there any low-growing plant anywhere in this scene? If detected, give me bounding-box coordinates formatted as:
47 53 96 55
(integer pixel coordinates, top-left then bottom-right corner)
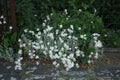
15 9 103 71
0 15 17 62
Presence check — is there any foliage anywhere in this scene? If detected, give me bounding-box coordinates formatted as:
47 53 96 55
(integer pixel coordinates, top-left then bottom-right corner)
93 0 120 29
0 15 17 62
15 0 37 30
102 29 120 47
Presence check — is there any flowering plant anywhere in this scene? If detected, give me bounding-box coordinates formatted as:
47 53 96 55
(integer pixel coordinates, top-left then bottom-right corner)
15 9 103 70
0 15 17 61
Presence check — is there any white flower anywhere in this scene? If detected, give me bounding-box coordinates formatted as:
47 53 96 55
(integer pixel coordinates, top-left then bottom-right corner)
68 35 72 39
66 17 69 20
80 34 87 40
64 9 68 14
56 29 59 34
90 52 94 55
76 63 79 68
35 55 39 59
36 62 39 65
3 20 6 24
69 54 74 58
47 33 54 39
29 31 35 35
47 25 53 31
67 28 73 33
0 15 4 19
18 39 21 42
78 27 81 30
61 33 67 37
18 49 22 54
93 36 98 40
55 63 60 67
42 23 46 27
88 60 91 64
50 13 53 16
76 50 81 56
94 52 99 59
46 15 50 20
82 54 85 57
43 30 47 34
54 54 59 59
38 32 41 35
59 37 64 43
78 9 82 12
53 61 57 65
76 53 80 57
58 52 62 56
24 29 28 33
37 28 39 31
91 21 93 24
89 55 92 58
70 25 74 29
73 36 78 40
47 42 50 45
44 19 47 23
34 14 37 17
64 43 69 50
39 41 43 44
9 26 13 30
33 45 40 50
94 8 97 13
41 45 44 49
22 43 26 47
95 40 103 48
59 24 63 28
50 46 54 51
92 33 100 37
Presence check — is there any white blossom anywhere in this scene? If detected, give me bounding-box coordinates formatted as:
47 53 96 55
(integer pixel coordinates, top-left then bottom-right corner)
78 9 82 12
70 25 74 30
42 23 46 27
35 55 39 59
46 15 50 20
95 40 103 48
36 61 39 65
88 60 91 64
9 26 13 30
18 49 22 54
0 15 4 19
3 20 6 24
76 63 79 68
80 34 87 40
59 24 63 28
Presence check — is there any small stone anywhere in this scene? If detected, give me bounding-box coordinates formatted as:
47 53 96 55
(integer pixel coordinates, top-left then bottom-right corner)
116 75 119 77
6 66 12 69
34 76 41 79
10 77 16 80
0 74 3 78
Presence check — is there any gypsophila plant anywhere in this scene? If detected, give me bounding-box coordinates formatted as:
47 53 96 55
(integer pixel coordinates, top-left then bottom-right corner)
15 9 103 71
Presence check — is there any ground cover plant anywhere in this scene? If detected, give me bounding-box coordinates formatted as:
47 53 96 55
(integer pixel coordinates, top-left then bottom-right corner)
15 9 103 71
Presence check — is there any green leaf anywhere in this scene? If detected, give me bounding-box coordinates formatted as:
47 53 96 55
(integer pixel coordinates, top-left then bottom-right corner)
10 33 17 45
3 38 9 47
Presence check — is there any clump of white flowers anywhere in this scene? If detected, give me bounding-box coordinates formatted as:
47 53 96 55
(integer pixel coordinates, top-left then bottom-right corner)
15 9 103 71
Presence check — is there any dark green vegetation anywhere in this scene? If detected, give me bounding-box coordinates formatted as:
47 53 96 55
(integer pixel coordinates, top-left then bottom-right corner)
0 0 120 61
